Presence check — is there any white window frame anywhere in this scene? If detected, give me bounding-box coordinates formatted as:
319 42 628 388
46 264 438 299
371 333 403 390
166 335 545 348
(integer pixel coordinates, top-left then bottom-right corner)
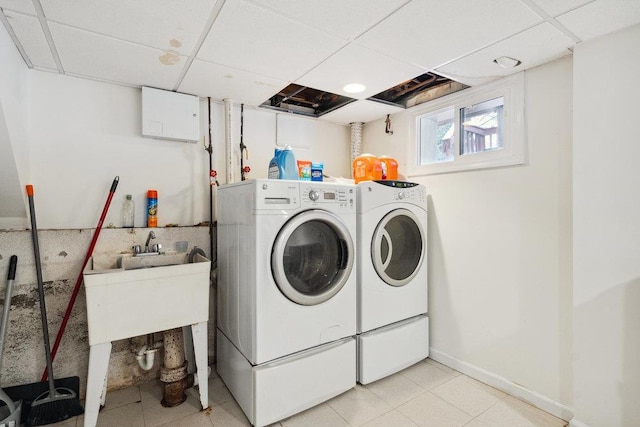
408 72 525 176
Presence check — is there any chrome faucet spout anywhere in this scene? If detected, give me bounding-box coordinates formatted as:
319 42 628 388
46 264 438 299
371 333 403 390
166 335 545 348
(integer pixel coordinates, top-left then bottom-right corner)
145 231 156 252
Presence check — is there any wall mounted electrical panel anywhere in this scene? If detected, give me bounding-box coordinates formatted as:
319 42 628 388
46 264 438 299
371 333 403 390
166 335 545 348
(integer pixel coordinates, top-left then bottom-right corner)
142 86 199 142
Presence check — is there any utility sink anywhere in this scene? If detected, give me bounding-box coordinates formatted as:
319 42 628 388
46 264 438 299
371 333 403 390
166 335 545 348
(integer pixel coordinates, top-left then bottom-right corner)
83 253 211 345
119 252 189 270
83 252 211 427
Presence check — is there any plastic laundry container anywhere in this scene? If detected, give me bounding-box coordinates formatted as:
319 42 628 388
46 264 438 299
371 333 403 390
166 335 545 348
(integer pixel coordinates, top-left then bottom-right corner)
352 154 383 184
379 156 398 180
268 146 298 180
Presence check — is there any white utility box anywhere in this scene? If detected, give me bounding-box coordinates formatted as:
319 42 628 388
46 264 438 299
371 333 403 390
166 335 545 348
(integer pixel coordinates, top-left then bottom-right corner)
142 86 200 142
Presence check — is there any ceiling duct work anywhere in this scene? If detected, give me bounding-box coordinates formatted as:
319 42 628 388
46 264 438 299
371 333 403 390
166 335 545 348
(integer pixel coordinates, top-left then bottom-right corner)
368 72 468 109
262 73 467 119
261 84 356 118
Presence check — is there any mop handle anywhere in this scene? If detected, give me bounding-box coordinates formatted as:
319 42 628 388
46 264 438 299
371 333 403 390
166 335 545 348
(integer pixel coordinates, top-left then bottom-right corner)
26 185 57 393
42 176 119 381
0 255 17 373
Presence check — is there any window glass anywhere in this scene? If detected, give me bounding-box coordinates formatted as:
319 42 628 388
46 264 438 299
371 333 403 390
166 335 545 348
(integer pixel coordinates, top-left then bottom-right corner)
409 72 524 176
460 97 504 155
418 107 454 165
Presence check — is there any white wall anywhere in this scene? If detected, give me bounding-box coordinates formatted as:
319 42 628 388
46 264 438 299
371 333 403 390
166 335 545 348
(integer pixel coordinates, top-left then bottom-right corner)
363 56 574 416
0 21 29 228
6 71 350 230
573 23 640 427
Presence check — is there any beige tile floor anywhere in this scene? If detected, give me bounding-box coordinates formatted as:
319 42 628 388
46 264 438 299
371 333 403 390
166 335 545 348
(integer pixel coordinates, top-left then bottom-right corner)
51 358 568 427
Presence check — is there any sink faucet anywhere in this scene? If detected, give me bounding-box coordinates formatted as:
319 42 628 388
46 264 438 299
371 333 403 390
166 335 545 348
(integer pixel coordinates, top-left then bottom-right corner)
145 231 156 252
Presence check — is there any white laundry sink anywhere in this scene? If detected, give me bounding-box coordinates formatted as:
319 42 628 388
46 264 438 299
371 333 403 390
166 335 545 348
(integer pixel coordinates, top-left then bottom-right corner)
118 252 189 270
83 253 211 345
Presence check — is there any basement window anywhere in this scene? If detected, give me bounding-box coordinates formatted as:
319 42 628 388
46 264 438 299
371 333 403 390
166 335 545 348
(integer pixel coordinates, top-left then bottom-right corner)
409 73 525 176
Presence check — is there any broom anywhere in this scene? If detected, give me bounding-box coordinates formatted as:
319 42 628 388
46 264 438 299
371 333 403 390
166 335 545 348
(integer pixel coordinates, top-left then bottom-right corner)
25 185 84 426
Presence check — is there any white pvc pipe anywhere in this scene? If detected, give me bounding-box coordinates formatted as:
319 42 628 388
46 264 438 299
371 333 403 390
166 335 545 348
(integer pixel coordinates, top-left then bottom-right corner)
224 98 234 183
136 345 158 371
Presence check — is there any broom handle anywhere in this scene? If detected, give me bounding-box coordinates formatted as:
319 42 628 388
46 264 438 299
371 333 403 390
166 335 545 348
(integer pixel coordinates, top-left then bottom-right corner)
41 176 119 381
27 185 57 393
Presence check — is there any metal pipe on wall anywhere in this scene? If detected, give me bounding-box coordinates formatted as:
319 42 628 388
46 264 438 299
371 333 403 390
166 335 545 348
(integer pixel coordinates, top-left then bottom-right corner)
224 98 234 183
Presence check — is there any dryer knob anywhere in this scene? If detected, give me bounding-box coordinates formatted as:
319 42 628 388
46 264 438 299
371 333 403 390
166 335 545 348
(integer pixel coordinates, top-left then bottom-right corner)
398 191 405 199
309 190 320 201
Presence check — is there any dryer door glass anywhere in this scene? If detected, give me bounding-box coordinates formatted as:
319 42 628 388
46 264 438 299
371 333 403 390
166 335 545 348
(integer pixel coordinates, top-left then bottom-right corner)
372 208 425 287
272 209 354 306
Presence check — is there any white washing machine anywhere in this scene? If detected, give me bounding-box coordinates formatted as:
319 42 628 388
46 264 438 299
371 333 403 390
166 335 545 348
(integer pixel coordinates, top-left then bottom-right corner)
356 180 429 384
216 179 357 427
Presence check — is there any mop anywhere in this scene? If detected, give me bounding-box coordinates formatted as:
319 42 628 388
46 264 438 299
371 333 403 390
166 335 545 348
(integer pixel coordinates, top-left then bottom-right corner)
0 255 21 427
25 185 84 426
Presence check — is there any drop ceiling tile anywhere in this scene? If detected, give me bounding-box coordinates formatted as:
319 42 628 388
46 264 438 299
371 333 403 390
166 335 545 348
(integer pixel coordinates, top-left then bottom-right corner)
247 0 409 40
526 0 594 17
319 99 403 125
437 23 574 86
179 59 287 107
49 23 185 90
0 0 35 15
296 44 425 100
40 0 215 54
197 0 344 81
2 11 57 70
357 0 543 70
556 0 640 41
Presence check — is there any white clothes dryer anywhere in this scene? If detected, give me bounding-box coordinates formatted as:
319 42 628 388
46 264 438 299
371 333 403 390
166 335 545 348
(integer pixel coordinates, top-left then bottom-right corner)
356 180 429 384
216 179 357 427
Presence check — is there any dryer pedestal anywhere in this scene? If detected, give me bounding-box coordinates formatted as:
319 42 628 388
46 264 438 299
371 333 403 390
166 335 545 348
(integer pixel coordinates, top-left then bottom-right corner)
357 314 429 384
217 331 356 427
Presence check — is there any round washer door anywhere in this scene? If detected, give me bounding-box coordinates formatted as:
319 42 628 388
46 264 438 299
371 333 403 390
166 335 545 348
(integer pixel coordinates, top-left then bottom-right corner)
272 209 354 306
372 208 425 287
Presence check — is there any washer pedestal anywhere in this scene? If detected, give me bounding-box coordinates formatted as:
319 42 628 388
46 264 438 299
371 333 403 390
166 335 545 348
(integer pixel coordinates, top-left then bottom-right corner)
357 314 429 384
217 331 355 427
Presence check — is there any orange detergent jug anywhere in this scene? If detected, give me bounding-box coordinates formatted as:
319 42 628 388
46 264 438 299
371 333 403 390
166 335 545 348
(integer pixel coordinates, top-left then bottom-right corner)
353 154 383 184
379 155 398 180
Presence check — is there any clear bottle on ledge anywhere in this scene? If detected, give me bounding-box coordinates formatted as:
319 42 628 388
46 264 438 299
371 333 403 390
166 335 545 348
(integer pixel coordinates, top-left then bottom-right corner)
123 194 135 228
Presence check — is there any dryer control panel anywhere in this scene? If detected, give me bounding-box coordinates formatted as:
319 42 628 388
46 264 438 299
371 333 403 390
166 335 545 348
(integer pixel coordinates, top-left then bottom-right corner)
356 180 427 212
301 184 355 212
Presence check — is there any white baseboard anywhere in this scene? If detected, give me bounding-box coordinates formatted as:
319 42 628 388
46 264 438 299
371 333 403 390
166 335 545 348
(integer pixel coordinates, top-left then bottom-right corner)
429 348 573 422
568 419 590 427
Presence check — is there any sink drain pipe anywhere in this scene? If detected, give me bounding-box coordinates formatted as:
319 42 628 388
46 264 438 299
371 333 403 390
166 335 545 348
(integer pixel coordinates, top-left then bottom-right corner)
136 334 160 371
160 328 193 407
136 346 158 371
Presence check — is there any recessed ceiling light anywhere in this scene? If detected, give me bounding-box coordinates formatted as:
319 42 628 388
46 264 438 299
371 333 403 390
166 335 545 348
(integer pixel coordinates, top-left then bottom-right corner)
493 56 521 68
343 83 366 94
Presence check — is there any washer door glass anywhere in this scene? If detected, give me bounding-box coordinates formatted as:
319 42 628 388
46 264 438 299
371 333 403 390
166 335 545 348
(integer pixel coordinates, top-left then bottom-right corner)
272 210 354 306
372 208 425 287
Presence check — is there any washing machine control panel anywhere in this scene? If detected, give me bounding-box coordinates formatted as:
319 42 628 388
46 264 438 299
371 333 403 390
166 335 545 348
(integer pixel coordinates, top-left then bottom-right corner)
301 185 355 211
392 186 425 203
